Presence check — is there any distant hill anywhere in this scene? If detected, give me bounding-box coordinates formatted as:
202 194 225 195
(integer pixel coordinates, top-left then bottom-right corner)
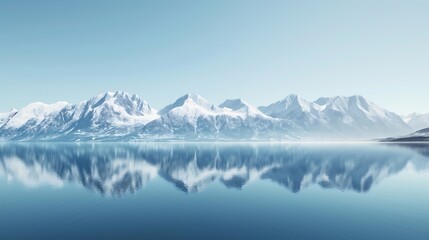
381 128 429 142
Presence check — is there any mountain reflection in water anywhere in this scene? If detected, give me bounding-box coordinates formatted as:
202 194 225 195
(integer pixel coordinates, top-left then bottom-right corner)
0 143 428 196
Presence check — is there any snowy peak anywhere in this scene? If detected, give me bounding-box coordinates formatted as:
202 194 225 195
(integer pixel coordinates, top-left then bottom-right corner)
0 92 419 141
159 94 217 115
401 112 429 131
314 95 403 123
259 94 410 139
3 101 69 129
97 91 156 116
71 91 159 130
0 91 158 141
259 94 322 119
219 99 266 117
315 95 373 112
141 94 219 137
219 99 249 111
282 94 320 112
314 96 343 110
143 95 281 139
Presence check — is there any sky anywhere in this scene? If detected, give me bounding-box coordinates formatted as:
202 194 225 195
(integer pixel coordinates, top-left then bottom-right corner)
0 0 428 114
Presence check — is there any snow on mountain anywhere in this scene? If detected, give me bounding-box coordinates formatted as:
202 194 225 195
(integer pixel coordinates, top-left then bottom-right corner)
159 93 217 116
216 98 295 139
402 113 429 131
0 109 18 127
157 93 218 127
141 94 296 140
0 91 158 141
0 102 69 140
259 94 322 118
141 94 218 138
67 91 158 131
259 94 326 129
315 95 399 124
3 102 69 129
49 91 159 141
260 95 410 139
314 95 410 138
0 92 418 141
219 99 267 118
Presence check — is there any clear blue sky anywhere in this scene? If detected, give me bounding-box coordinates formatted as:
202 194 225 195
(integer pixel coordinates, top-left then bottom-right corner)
1 0 428 114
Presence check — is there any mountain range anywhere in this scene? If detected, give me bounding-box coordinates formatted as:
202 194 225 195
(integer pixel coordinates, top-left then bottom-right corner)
0 91 420 141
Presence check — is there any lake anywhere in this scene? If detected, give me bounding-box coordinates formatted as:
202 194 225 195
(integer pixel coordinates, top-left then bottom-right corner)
0 143 428 240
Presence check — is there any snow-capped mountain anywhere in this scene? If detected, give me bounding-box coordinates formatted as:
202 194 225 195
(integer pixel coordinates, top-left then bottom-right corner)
314 95 410 138
402 113 429 131
219 98 267 117
141 94 295 140
0 102 69 140
60 91 158 139
141 94 220 138
260 95 411 139
0 91 418 141
216 98 296 139
0 91 158 141
259 94 327 130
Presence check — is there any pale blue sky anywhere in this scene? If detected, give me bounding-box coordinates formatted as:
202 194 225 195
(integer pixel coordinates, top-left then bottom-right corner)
1 0 428 114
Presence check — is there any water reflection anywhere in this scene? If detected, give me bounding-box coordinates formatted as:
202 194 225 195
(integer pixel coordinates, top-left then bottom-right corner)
0 143 428 196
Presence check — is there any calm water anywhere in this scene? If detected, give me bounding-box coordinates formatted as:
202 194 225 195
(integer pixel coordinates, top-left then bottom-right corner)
0 143 428 240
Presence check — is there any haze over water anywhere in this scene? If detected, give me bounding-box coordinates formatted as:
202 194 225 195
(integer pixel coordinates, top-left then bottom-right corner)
0 143 428 239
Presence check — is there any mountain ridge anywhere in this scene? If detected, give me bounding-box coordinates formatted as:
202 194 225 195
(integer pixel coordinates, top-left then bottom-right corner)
401 112 429 131
0 91 414 141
